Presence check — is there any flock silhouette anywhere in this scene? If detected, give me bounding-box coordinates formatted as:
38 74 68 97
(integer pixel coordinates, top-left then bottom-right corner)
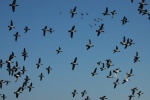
0 0 149 100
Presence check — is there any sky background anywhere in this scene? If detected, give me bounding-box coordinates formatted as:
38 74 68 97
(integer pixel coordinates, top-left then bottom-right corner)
0 0 150 100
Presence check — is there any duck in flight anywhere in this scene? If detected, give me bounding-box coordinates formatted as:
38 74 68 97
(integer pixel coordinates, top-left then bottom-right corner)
46 66 52 74
100 63 106 71
72 89 78 97
122 73 130 84
56 47 62 54
91 67 98 76
24 26 30 33
36 58 43 69
107 71 113 78
127 68 134 77
86 39 94 50
9 0 19 12
100 96 107 100
102 7 110 16
113 78 119 89
39 73 44 81
68 25 77 38
121 16 129 25
27 82 34 92
111 10 117 18
70 6 77 18
81 90 87 97
13 32 20 42
42 26 47 36
134 52 140 63
137 91 143 98
8 20 15 31
14 87 22 98
22 48 28 61
113 68 121 78
71 57 78 70
113 46 120 53
96 23 104 36
21 66 27 75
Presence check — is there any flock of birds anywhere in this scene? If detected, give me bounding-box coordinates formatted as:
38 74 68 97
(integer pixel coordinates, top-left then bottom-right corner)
0 0 149 100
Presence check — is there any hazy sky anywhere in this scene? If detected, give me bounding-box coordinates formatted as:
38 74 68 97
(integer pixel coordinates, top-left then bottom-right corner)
0 0 150 100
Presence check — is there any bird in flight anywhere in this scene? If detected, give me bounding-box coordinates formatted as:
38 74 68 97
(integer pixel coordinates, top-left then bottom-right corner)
70 6 77 18
8 20 15 31
68 25 77 38
9 0 19 12
71 57 78 70
86 39 94 50
13 32 20 42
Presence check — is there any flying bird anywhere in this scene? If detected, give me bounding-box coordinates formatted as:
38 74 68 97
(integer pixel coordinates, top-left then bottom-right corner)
113 78 119 89
137 91 143 98
22 48 28 61
72 89 78 97
71 57 78 70
42 26 47 36
56 47 62 54
8 20 15 31
46 66 52 74
24 26 30 33
113 68 121 78
68 25 77 38
107 71 113 78
111 10 117 18
91 67 98 76
13 32 20 42
70 6 77 18
102 7 110 16
96 23 104 36
39 73 44 81
81 90 87 97
36 58 43 69
113 46 120 53
100 63 106 71
100 96 107 100
86 39 94 50
27 82 34 92
134 52 140 63
121 16 129 25
122 73 130 84
14 87 22 98
9 0 19 12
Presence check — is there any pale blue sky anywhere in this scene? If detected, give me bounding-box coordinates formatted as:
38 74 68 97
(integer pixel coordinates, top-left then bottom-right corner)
0 0 150 100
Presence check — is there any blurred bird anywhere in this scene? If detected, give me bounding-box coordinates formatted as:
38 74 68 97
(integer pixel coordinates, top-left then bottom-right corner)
71 57 78 70
36 58 43 69
14 87 22 98
70 6 77 18
72 89 78 97
91 67 98 76
113 78 119 89
102 7 110 16
68 25 77 38
107 71 113 78
46 66 52 74
39 73 44 81
86 39 94 50
9 0 19 12
8 20 15 31
56 47 62 54
24 26 30 33
22 48 28 61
